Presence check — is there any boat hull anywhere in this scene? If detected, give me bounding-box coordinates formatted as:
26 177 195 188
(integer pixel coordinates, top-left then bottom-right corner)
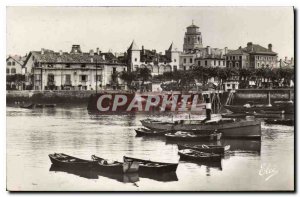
124 156 178 173
142 119 261 139
49 155 96 169
177 144 229 155
178 150 222 162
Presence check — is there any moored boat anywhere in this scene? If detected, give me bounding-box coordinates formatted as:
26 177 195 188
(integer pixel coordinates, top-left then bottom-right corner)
177 144 230 155
123 156 178 173
265 119 294 126
178 149 222 162
92 155 139 174
141 118 261 139
49 153 96 169
20 103 35 109
135 127 169 136
165 131 222 142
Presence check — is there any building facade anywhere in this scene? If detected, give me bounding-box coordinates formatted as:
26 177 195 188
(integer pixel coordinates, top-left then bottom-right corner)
225 42 278 70
183 23 203 52
126 41 180 75
23 45 127 90
6 55 25 75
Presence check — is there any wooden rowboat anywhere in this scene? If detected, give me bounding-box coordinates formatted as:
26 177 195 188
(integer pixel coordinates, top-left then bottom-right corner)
49 153 96 169
178 149 222 162
165 131 222 142
123 156 178 173
92 155 139 174
135 127 169 136
177 144 230 155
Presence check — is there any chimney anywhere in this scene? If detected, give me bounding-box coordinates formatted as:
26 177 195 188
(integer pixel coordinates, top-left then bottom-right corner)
207 46 211 55
268 43 272 51
41 48 45 55
59 50 63 55
239 46 242 49
247 42 253 51
96 48 99 55
89 49 94 56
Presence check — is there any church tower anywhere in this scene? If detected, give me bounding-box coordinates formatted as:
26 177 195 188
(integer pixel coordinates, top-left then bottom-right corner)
183 21 203 52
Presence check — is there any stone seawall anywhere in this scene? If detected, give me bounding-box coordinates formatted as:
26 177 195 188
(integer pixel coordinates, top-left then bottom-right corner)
233 89 294 105
6 90 129 104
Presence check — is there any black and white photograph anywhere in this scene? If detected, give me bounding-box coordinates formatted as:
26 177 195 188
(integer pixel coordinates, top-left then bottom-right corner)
5 6 294 191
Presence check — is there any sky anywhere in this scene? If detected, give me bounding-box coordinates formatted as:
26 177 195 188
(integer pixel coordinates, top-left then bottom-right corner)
6 6 294 59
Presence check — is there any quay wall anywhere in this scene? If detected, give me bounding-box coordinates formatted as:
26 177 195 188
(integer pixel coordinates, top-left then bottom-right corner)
232 89 294 105
6 90 128 104
6 89 294 105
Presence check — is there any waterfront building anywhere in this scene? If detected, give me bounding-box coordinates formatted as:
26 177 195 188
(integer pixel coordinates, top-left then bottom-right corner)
6 55 25 75
23 45 127 90
225 42 278 70
126 41 180 75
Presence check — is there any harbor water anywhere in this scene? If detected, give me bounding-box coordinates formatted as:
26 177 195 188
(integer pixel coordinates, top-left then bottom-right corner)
6 105 294 191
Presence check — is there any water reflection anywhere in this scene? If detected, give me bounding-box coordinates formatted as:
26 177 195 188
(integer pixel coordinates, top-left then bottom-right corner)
49 164 98 179
139 171 178 182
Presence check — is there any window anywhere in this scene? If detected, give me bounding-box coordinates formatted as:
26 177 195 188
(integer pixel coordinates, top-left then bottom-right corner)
113 67 117 74
34 74 41 81
7 62 11 66
218 60 220 65
183 66 186 71
81 64 86 68
205 60 207 66
233 56 235 60
240 56 242 60
173 66 177 71
229 62 232 67
188 37 190 42
11 68 16 74
198 37 200 42
123 68 126 71
214 60 216 66
235 62 239 68
6 68 9 74
94 75 101 82
12 62 15 66
81 75 87 82
198 61 200 66
174 59 176 62
257 63 260 67
66 64 70 68
65 74 71 85
190 58 193 63
184 58 186 63
134 58 137 62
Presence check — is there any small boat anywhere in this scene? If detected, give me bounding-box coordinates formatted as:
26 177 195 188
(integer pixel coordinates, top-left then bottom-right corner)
49 153 96 169
265 119 294 126
253 112 282 118
221 113 249 119
165 131 222 142
135 127 169 136
178 149 222 162
123 156 178 173
177 144 230 155
91 155 139 174
20 103 35 109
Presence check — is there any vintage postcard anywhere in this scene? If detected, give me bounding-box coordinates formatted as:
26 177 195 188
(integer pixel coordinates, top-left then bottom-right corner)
6 6 294 191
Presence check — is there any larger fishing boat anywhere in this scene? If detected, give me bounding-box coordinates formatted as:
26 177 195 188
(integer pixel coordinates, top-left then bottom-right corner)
141 118 261 139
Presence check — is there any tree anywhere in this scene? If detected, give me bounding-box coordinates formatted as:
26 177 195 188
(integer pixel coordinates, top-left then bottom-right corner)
119 71 137 90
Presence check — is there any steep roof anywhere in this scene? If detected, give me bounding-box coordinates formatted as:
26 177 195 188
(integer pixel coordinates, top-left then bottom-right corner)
128 40 139 51
6 55 25 66
24 50 123 66
167 42 178 52
226 44 277 56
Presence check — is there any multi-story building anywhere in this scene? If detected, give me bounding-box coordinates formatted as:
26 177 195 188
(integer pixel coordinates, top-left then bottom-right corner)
126 41 180 75
6 55 25 75
180 23 227 70
225 42 278 70
23 45 127 90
